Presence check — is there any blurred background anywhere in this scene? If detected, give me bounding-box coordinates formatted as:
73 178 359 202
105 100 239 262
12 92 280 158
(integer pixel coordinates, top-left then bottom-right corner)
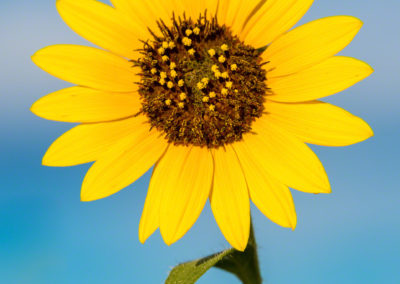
1 0 399 283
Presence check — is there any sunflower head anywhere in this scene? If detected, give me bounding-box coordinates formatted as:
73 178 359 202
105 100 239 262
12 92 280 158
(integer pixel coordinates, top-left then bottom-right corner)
135 13 267 148
31 0 374 252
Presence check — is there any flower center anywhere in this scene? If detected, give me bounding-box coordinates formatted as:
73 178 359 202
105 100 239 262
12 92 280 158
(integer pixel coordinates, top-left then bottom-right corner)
135 12 267 148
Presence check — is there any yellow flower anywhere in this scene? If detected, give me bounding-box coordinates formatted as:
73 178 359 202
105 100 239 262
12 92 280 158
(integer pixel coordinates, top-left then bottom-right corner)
31 0 373 251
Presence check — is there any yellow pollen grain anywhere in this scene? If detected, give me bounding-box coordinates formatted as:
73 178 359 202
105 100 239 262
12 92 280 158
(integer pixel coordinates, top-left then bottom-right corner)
162 55 169 62
234 89 239 93
178 79 185 87
159 78 165 85
150 68 157 75
211 64 219 72
182 37 192 46
170 62 176 69
226 81 233 89
221 44 229 51
160 71 167 79
179 92 187 100
197 82 205 90
188 48 195 55
214 71 221 78
209 91 216 98
230 64 238 71
202 96 209 102
168 41 176 49
178 102 185 109
158 47 165 55
218 55 226 63
167 81 174 89
170 70 177 78
201 78 209 85
221 72 229 79
162 41 169 49
193 27 200 35
221 88 228 95
208 49 216 57
185 29 193 36
165 99 171 106
209 104 215 111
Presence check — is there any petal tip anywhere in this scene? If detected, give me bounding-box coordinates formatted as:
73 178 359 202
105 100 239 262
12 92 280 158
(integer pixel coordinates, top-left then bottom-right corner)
80 191 97 202
138 232 147 244
234 241 247 252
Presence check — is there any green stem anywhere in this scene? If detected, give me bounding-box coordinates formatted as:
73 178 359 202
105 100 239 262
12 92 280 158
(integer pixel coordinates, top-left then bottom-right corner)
215 219 263 284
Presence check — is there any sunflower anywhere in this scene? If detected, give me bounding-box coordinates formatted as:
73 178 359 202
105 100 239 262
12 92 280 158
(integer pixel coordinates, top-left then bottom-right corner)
31 0 373 251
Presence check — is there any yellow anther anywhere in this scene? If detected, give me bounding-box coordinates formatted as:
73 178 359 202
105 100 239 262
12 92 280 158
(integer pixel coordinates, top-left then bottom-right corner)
218 55 226 63
178 79 185 87
158 47 165 55
221 72 229 79
211 64 219 72
162 55 169 62
226 81 233 89
160 71 167 79
214 71 221 78
230 64 238 71
159 78 165 85
221 88 228 95
170 62 176 69
197 82 205 90
162 41 169 49
193 27 200 35
202 96 210 102
209 91 216 98
188 48 195 55
179 92 187 100
150 68 157 75
167 81 174 89
170 70 177 78
208 49 216 57
221 44 229 51
234 89 239 93
182 37 192 46
201 78 209 85
168 41 176 49
165 99 171 106
185 29 193 36
209 104 215 111
178 102 185 109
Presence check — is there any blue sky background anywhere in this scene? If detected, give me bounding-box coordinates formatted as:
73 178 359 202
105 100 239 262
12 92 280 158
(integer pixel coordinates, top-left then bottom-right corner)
1 0 399 283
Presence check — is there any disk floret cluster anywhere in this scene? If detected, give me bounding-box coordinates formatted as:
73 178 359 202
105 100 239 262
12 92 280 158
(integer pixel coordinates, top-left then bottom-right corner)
135 13 267 148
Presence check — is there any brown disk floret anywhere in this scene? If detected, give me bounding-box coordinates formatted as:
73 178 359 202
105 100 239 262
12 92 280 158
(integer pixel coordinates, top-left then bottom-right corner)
133 12 268 148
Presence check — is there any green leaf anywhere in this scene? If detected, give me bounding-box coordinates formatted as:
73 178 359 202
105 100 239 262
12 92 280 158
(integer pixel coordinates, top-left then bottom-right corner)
165 248 235 284
165 224 262 284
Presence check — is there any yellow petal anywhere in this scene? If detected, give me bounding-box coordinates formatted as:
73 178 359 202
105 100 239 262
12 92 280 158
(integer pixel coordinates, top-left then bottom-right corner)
43 116 150 167
138 168 164 243
234 145 297 228
31 86 141 123
32 45 138 92
263 16 363 77
57 0 146 59
110 0 181 34
268 57 373 102
265 100 374 146
241 0 313 47
236 119 331 194
81 122 167 201
217 0 262 36
210 145 250 251
149 145 213 245
181 0 218 20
